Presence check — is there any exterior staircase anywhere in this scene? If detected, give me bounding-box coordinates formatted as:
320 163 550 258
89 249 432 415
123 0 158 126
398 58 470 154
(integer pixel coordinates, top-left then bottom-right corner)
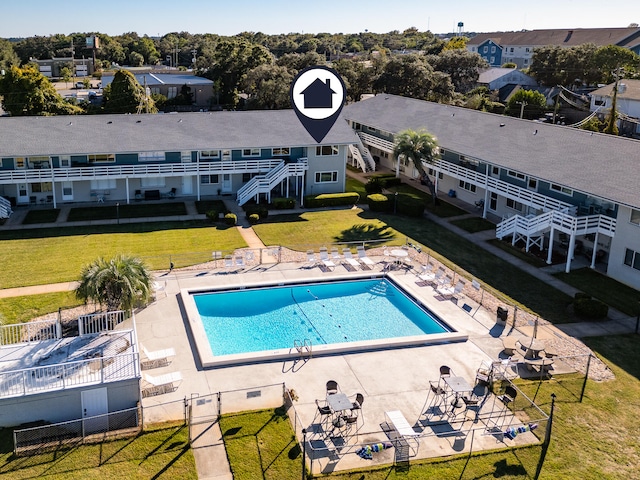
236 159 308 206
0 196 12 219
350 134 377 172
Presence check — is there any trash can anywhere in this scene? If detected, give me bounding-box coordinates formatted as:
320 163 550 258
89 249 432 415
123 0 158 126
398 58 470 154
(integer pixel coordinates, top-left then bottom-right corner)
497 307 508 323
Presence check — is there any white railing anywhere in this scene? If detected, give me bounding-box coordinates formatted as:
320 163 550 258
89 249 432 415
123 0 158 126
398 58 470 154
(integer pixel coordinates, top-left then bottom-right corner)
358 131 395 153
433 160 577 214
496 210 617 240
0 196 12 218
0 319 61 346
0 159 285 183
0 352 139 399
78 311 127 336
348 144 367 172
353 135 376 171
236 159 308 206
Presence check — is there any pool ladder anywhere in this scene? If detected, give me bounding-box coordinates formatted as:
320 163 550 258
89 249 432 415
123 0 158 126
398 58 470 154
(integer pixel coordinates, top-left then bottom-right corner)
293 339 313 360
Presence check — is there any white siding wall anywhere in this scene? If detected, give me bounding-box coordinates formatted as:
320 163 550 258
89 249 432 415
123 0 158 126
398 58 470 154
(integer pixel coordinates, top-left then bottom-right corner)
606 205 640 289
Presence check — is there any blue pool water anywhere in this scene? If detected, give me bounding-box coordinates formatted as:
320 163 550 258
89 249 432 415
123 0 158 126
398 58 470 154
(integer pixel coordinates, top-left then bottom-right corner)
193 278 451 356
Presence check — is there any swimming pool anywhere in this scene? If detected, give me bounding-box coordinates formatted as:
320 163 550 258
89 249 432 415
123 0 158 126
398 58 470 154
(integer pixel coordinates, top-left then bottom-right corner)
182 275 466 367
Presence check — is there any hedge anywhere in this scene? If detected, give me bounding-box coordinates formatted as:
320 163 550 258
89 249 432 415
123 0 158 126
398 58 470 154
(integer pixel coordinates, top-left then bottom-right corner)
366 193 425 217
573 296 609 320
304 192 360 208
272 197 295 209
248 213 260 224
224 213 237 226
243 205 269 219
367 193 389 212
205 209 222 222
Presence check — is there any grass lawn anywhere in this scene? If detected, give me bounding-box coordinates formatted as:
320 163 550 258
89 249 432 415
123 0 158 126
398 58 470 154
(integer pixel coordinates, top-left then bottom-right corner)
0 422 197 479
451 216 496 233
0 291 83 325
555 267 640 316
67 202 188 222
488 238 549 268
0 222 246 289
222 336 640 480
22 209 60 224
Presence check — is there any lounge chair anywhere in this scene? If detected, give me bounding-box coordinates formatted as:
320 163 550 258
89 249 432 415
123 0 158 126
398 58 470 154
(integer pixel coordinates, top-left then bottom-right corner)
235 255 245 270
342 248 360 269
356 246 375 269
330 247 342 262
437 280 465 299
305 250 318 269
140 344 176 369
384 410 420 457
319 248 336 271
223 255 234 271
142 371 182 397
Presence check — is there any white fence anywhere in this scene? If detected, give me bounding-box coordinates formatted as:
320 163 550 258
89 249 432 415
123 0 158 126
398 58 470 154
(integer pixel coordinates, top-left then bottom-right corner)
78 311 127 336
0 319 61 346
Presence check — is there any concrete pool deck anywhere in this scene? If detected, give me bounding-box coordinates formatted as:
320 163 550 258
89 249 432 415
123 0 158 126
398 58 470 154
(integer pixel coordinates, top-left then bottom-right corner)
135 260 567 477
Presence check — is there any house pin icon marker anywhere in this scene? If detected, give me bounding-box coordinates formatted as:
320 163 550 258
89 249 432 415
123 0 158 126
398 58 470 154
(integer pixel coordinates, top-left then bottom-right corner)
290 66 346 143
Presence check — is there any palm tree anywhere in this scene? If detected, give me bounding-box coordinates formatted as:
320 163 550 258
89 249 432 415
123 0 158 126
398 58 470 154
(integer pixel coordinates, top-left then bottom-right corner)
393 129 440 203
75 254 153 312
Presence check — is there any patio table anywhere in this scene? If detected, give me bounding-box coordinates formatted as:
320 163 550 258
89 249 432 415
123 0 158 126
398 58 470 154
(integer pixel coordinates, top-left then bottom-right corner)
444 376 473 408
327 393 353 427
519 336 546 359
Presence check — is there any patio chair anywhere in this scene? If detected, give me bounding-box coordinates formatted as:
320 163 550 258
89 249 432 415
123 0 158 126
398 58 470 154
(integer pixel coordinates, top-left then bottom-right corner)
475 360 492 385
319 248 336 271
437 280 465 299
315 398 333 431
235 255 245 270
356 246 375 269
142 371 182 397
330 247 342 262
351 393 364 411
342 248 360 269
305 250 318 269
223 255 234 272
140 344 176 369
326 380 340 395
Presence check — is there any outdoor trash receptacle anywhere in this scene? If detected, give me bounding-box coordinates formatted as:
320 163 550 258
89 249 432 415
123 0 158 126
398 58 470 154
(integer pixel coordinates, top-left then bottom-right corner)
497 307 508 322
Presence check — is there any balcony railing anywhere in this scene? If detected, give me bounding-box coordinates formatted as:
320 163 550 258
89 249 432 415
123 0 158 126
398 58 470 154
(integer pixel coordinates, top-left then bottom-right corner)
0 159 285 183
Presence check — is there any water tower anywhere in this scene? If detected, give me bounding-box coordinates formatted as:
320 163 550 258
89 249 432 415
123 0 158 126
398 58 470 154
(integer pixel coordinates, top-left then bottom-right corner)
457 22 464 36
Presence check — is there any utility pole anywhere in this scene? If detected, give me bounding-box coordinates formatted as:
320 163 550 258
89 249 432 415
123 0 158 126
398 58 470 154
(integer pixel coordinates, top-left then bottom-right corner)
517 101 527 119
552 87 560 124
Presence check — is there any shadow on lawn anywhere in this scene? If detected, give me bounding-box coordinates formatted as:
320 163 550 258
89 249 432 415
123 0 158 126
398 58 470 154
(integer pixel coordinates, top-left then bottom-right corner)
334 223 395 245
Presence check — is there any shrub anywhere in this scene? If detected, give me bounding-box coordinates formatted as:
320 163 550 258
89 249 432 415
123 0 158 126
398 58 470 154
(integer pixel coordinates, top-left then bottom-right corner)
382 176 402 187
574 297 608 320
248 213 260 224
244 205 269 219
365 177 384 194
367 193 390 212
272 197 295 209
224 213 237 226
304 192 360 208
205 209 221 222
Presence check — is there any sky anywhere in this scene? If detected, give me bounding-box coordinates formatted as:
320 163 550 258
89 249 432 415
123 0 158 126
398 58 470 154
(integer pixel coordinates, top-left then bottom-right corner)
3 0 638 38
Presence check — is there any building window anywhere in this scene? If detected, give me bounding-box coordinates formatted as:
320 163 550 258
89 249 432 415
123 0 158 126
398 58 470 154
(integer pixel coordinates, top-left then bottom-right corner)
367 126 377 133
315 145 339 156
624 248 640 270
31 182 53 193
88 154 115 163
471 47 476 51
483 46 488 53
506 198 523 211
222 150 231 160
550 184 573 196
490 56 495 64
525 48 530 53
167 86 178 99
200 150 220 159
242 148 260 157
150 87 160 95
315 171 338 183
90 179 116 190
492 166 500 175
528 178 538 190
427 168 443 179
59 156 71 167
138 151 166 162
352 122 361 130
15 157 26 168
458 180 476 192
507 170 526 180
630 209 640 225
272 147 290 156
510 47 514 53
523 59 529 65
201 174 220 184
491 46 496 53
594 99 605 106
141 177 165 188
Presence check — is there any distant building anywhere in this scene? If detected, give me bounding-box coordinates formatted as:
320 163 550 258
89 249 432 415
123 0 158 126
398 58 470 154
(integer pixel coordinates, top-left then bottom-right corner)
590 79 640 137
467 27 640 68
35 57 95 78
477 68 538 91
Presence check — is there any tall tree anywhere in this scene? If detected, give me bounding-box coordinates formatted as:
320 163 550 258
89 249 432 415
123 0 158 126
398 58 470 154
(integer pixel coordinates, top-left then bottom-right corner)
593 45 640 83
0 65 83 116
393 129 440 203
373 54 435 100
428 49 488 93
0 38 19 72
242 64 293 109
75 254 152 312
102 69 157 114
506 89 547 118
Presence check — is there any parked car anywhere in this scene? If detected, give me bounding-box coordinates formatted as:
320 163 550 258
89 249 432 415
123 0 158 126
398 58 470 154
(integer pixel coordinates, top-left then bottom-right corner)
75 82 85 89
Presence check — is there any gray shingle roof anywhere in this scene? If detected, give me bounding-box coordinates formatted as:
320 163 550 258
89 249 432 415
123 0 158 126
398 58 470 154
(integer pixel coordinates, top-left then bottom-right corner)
343 94 640 209
101 73 214 87
467 27 640 47
590 79 640 101
0 110 357 157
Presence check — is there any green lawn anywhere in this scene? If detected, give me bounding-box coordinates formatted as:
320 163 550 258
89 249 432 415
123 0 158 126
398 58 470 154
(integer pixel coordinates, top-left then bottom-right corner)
0 222 245 289
0 291 83 325
222 335 640 480
451 216 496 233
0 422 197 479
556 267 640 316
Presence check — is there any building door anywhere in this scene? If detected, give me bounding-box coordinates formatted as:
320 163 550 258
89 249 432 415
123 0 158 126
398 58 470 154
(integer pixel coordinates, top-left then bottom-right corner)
489 192 498 211
62 181 74 201
17 184 28 204
81 387 108 434
222 174 232 193
181 176 193 195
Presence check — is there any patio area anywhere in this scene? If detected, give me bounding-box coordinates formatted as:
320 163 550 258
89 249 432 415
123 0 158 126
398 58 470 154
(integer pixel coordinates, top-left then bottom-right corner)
133 250 583 473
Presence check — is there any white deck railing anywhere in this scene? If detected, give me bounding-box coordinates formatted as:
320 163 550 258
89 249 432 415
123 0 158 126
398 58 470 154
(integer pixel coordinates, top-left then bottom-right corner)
358 131 395 153
78 311 127 336
0 196 12 219
496 210 617 240
0 159 285 183
0 352 139 398
0 319 61 346
236 159 308 206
